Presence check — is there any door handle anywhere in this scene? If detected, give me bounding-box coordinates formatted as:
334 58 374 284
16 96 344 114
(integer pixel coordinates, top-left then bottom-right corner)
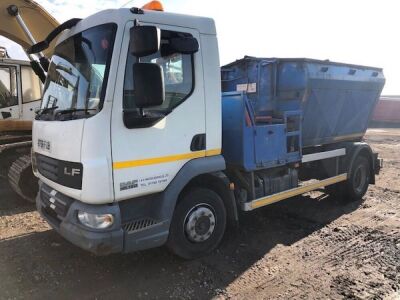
191 134 206 151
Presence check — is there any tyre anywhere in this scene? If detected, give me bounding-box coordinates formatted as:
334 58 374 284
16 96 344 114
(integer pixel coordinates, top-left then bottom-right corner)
166 188 227 259
344 155 371 201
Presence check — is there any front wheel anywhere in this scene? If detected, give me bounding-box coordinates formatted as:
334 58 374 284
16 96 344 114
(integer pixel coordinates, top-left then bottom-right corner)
167 188 227 259
344 155 371 201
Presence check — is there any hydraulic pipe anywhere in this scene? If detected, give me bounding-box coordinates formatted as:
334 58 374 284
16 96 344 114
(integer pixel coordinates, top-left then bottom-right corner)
7 5 46 59
6 4 48 81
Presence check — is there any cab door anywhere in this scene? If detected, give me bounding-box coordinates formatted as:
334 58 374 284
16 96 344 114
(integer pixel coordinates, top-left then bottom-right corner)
111 22 206 201
0 65 20 119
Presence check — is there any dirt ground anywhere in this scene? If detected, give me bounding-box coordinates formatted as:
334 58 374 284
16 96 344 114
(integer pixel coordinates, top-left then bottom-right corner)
0 128 399 299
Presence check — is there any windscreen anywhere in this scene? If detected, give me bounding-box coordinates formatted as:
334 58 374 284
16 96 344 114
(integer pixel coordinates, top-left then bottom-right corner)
38 23 116 120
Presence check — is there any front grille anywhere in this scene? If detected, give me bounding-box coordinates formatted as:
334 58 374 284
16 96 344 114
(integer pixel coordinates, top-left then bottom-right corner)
123 218 159 233
39 183 74 226
36 153 83 189
37 154 59 182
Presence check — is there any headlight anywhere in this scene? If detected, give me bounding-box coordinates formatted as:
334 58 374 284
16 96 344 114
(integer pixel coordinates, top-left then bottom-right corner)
77 211 114 229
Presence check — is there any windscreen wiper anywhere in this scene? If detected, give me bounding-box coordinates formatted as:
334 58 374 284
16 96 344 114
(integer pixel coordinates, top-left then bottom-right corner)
55 108 97 117
35 106 59 120
36 106 59 116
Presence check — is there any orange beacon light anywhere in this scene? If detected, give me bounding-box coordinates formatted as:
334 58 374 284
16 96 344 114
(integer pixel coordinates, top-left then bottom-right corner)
142 1 164 11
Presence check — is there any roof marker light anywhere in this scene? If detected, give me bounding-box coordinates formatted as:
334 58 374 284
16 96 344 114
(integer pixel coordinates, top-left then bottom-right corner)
142 0 164 11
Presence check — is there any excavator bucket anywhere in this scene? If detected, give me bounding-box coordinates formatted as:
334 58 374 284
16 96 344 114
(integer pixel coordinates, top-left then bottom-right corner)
0 0 59 57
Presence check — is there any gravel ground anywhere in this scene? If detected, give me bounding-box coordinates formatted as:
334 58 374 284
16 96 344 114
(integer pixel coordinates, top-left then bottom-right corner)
0 128 399 299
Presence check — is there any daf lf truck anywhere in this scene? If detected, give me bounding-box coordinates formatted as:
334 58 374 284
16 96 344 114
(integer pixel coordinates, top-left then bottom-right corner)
31 2 385 258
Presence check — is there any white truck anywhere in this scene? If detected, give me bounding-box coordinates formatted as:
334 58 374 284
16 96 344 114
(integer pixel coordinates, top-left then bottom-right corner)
31 2 384 258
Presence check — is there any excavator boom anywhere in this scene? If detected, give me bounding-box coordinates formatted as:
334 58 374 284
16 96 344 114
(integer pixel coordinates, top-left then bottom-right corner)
0 0 59 57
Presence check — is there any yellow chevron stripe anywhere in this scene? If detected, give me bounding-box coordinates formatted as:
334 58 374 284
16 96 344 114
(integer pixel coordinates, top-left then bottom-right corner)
113 148 221 169
205 148 222 156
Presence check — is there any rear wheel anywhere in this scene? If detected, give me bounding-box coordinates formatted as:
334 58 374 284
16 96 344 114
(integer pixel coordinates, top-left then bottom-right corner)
344 155 370 201
167 188 227 259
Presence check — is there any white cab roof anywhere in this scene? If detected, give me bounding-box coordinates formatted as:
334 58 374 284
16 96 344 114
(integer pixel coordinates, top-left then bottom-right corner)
58 8 216 45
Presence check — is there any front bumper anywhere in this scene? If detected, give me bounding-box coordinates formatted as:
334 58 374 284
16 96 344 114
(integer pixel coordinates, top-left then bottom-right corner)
36 182 169 255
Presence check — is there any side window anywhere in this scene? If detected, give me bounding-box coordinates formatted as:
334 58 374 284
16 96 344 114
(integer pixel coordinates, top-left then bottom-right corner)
0 66 18 108
124 29 194 113
21 66 42 103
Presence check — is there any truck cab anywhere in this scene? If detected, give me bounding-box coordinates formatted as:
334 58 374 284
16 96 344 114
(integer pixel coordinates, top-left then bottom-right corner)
33 7 224 257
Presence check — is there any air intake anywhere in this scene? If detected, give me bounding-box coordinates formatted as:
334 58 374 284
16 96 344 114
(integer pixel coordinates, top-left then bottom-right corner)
123 219 159 232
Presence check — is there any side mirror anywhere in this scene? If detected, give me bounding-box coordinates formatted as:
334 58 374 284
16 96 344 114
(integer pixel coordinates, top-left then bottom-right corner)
161 36 199 57
133 63 165 108
130 26 160 57
169 37 199 54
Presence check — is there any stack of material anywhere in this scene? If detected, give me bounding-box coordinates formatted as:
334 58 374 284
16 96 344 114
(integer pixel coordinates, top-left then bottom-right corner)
0 120 32 132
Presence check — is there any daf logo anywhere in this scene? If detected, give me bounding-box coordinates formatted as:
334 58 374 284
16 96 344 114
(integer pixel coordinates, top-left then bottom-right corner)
64 167 81 176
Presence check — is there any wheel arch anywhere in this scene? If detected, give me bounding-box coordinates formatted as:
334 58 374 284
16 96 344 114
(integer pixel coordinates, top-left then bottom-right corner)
179 172 239 227
345 142 375 184
156 155 227 222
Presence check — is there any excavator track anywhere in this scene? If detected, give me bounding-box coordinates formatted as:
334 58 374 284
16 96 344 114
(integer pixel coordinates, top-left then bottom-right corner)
8 154 38 203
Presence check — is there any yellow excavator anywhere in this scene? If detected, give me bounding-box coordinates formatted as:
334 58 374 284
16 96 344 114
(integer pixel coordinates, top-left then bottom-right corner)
0 0 58 201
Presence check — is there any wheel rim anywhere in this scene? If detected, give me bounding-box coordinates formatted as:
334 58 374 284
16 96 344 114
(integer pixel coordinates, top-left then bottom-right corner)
353 164 367 194
184 204 216 243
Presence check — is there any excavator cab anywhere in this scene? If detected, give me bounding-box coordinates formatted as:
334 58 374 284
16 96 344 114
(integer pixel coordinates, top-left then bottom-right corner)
0 49 42 120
